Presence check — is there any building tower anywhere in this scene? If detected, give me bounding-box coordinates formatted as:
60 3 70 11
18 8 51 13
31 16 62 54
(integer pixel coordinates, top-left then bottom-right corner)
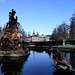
32 30 35 36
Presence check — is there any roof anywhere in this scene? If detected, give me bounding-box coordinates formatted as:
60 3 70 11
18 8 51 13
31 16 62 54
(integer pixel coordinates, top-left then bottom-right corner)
32 35 39 37
46 35 51 37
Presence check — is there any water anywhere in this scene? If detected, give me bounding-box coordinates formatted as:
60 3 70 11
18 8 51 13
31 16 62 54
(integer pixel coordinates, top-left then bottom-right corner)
0 51 75 75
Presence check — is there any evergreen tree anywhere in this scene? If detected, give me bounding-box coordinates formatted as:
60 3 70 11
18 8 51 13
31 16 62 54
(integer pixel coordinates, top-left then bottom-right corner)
70 12 75 39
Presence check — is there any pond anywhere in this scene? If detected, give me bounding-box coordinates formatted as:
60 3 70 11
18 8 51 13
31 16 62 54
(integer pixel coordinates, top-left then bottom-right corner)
0 50 75 75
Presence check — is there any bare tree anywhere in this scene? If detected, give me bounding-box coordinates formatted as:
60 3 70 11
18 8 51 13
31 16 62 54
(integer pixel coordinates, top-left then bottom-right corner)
57 22 70 40
15 24 27 40
51 22 70 41
21 29 27 40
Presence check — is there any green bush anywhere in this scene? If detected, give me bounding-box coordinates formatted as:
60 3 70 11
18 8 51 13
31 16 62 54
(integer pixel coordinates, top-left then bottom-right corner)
66 40 75 45
27 41 63 46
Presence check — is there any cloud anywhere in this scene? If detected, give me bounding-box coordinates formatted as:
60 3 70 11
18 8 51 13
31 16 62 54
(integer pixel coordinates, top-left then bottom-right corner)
0 0 4 2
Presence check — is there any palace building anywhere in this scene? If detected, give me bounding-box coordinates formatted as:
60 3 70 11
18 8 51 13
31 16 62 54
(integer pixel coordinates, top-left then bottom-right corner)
25 31 50 42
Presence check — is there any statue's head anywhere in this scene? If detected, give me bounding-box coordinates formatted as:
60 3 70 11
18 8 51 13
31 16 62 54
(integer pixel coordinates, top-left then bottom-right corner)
12 9 16 16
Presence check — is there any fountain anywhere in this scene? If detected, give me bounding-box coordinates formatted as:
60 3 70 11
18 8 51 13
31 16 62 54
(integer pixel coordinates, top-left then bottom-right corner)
0 9 30 56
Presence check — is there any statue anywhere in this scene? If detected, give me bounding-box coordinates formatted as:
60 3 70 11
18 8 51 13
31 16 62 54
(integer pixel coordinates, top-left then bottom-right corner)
6 9 19 29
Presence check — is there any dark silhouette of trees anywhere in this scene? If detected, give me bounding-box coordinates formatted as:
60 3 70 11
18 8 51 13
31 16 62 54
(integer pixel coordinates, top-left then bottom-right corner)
0 26 2 32
51 12 75 41
0 26 2 40
51 22 70 40
21 29 27 40
51 28 58 40
57 22 70 40
70 12 75 39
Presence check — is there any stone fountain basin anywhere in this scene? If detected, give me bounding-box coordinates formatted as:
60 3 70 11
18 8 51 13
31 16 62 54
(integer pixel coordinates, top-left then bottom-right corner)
0 50 30 57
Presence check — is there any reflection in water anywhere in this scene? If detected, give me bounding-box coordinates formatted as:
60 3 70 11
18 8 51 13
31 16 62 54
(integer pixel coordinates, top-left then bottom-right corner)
53 52 75 75
62 52 75 69
0 51 75 75
0 56 29 75
32 50 51 56
70 53 75 70
53 69 73 75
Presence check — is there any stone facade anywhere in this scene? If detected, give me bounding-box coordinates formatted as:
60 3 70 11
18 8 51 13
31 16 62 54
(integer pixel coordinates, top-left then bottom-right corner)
25 32 50 42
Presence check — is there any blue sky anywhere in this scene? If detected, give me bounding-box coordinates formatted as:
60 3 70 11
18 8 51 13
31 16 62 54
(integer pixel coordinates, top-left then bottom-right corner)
0 0 75 35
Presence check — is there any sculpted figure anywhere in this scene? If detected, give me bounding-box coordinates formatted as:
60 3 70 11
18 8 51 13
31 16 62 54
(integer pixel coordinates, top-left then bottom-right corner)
6 9 18 28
